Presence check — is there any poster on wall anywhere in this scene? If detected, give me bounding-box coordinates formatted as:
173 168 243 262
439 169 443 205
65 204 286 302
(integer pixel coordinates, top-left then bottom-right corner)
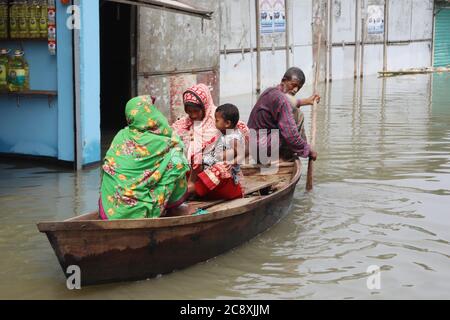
260 0 286 34
367 5 384 35
273 0 286 33
260 0 274 34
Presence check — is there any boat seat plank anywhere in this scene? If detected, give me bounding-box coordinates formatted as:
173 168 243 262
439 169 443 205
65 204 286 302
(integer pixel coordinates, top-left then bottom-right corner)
166 180 278 217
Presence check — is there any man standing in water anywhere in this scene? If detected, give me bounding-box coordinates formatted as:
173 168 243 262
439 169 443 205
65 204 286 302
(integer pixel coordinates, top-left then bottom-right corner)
248 67 320 162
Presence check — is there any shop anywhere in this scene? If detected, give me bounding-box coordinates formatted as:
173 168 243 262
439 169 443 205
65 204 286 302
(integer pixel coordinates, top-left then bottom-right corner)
0 0 215 170
0 0 74 165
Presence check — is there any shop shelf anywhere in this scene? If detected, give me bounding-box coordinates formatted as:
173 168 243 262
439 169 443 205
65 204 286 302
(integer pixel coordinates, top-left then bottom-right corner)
0 90 58 107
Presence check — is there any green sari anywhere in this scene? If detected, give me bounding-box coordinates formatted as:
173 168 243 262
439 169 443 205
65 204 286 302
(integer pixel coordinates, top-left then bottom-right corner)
100 96 189 220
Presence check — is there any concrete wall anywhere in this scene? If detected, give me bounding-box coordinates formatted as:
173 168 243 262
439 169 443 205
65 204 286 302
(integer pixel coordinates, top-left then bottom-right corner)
384 0 433 71
220 0 434 98
137 0 220 123
219 0 329 98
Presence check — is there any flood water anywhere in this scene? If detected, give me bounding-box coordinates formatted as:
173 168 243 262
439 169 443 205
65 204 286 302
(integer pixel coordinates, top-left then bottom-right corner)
0 74 449 299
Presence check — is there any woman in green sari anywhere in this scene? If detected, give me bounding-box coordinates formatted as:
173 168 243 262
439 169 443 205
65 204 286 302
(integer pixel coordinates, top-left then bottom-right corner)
99 96 190 220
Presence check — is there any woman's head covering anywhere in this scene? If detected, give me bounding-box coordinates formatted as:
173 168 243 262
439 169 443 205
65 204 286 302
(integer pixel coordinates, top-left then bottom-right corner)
125 95 172 135
100 96 189 220
172 84 250 168
172 84 221 167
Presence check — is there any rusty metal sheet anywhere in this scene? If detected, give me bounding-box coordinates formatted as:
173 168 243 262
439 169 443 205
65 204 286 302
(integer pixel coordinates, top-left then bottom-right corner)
138 70 219 124
137 0 220 74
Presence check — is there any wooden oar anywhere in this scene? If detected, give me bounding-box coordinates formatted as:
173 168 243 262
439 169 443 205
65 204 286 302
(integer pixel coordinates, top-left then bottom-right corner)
306 33 322 192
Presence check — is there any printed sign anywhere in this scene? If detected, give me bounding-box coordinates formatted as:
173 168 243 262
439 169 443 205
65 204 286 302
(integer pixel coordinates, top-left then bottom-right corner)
260 0 274 34
260 0 286 34
273 0 286 33
367 5 384 35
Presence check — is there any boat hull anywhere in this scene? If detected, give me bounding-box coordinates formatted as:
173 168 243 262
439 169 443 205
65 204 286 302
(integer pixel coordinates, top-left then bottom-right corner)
45 187 296 286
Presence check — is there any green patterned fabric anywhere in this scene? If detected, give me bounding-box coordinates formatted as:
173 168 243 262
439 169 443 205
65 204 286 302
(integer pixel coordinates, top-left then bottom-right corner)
100 96 189 220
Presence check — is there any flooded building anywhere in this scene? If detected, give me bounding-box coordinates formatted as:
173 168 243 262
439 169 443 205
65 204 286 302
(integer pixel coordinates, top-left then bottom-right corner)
220 0 436 97
0 0 443 170
0 0 215 169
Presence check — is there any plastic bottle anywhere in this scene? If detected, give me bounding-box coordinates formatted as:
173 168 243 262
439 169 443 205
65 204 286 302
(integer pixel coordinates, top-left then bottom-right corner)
0 48 10 91
28 0 39 38
39 0 47 39
10 1 19 38
0 0 8 39
7 50 29 92
18 0 29 39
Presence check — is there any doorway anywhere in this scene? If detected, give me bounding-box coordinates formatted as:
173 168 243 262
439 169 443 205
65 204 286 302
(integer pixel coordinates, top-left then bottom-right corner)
99 1 137 156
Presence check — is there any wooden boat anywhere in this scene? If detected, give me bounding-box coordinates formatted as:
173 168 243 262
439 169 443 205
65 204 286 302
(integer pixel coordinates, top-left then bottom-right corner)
37 160 302 286
378 66 450 77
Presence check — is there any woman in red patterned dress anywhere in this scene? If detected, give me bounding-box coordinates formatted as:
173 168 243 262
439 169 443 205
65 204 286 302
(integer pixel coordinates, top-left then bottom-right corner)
172 84 249 200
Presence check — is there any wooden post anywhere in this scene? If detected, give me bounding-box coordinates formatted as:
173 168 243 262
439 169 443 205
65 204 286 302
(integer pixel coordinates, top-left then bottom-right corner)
354 0 360 78
360 0 365 78
431 0 436 67
327 0 333 82
383 0 389 72
285 0 290 69
306 33 322 192
256 0 262 94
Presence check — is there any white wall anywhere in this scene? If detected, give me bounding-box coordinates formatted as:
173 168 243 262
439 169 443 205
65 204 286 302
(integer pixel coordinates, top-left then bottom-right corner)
219 0 434 98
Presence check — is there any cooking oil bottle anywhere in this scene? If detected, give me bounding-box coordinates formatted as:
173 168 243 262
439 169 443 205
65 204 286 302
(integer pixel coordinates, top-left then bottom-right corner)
28 0 39 38
39 0 47 39
0 0 8 39
18 0 29 39
8 50 29 92
0 48 10 91
10 1 19 38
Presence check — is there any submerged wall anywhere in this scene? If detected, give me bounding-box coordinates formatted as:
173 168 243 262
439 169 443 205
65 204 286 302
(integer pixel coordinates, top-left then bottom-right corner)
219 0 434 98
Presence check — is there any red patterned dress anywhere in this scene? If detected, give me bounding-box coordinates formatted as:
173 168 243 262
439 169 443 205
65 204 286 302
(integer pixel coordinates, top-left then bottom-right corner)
172 84 249 200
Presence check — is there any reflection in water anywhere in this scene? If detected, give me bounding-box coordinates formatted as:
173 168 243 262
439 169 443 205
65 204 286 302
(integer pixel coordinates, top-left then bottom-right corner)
0 74 449 299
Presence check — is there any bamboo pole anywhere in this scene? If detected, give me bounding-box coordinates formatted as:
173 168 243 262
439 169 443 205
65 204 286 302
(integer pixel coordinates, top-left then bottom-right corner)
354 0 360 78
327 0 333 82
360 0 365 78
431 0 436 67
383 0 389 72
306 33 322 192
256 0 262 94
285 0 290 69
378 66 450 77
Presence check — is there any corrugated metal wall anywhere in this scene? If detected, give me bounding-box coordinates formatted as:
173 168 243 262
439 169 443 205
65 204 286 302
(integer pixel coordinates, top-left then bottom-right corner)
434 7 450 67
137 0 220 123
